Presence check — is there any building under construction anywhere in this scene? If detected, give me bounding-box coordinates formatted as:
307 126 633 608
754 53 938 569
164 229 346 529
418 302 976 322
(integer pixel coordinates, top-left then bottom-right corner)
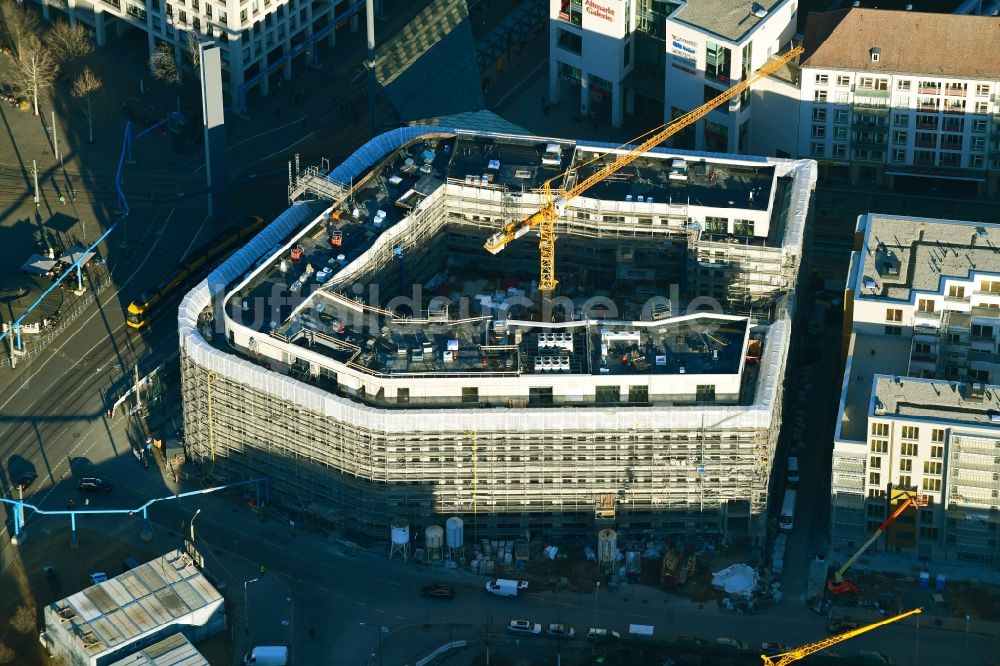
179 125 816 544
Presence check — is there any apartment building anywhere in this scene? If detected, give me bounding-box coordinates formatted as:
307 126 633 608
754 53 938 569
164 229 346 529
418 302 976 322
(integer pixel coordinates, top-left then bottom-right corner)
32 0 363 106
759 8 1000 195
179 124 816 542
831 214 1000 567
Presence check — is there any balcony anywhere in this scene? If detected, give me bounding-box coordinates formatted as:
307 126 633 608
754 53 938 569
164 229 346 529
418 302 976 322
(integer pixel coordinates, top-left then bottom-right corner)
853 102 890 114
856 87 890 98
917 103 940 112
918 86 941 95
914 138 937 148
853 117 886 129
852 137 888 150
913 158 935 166
913 310 941 325
945 87 969 97
915 120 938 130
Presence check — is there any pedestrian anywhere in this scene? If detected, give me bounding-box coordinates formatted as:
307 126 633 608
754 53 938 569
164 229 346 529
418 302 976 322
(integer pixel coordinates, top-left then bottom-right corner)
58 194 65 205
260 564 266 575
84 498 90 507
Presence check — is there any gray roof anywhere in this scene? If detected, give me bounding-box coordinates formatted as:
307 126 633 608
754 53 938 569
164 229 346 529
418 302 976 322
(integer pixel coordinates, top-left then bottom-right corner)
856 215 1000 302
47 550 222 658
107 633 208 666
412 109 529 136
872 376 1000 428
669 0 788 43
839 332 911 442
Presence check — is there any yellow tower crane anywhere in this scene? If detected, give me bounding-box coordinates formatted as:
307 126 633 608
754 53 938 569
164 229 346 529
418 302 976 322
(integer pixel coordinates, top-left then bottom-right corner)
483 45 805 293
761 607 922 666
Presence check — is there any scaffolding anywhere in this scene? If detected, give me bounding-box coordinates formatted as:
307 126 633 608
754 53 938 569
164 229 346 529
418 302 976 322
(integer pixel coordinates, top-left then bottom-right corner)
177 126 808 541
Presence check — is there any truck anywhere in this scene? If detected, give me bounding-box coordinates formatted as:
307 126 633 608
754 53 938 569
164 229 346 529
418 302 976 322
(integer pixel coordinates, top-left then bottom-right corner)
243 645 288 666
778 489 797 532
628 624 654 640
485 578 528 597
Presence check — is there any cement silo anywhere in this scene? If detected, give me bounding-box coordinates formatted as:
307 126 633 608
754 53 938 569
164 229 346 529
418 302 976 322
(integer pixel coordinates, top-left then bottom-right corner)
425 524 444 563
389 516 410 561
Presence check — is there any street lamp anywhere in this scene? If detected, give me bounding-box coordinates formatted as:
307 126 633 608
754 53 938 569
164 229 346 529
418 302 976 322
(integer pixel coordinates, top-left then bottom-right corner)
244 577 260 636
593 581 600 629
190 508 202 543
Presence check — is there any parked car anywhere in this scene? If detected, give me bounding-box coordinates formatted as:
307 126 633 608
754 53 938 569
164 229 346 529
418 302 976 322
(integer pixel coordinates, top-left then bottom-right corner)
761 642 788 656
715 637 748 651
586 628 621 640
89 572 108 585
546 624 575 639
420 584 455 600
677 636 706 647
78 477 113 492
15 471 37 491
827 620 859 634
122 557 140 572
506 620 542 635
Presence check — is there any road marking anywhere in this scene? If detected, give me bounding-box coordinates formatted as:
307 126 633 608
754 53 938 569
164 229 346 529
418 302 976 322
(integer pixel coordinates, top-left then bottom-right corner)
179 212 211 262
355 601 367 607
373 608 385 614
317 586 330 592
394 614 406 621
0 208 175 414
236 132 315 178
375 579 402 587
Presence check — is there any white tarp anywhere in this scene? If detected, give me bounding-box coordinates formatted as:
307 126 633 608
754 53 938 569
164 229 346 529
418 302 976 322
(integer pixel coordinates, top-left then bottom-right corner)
712 563 758 598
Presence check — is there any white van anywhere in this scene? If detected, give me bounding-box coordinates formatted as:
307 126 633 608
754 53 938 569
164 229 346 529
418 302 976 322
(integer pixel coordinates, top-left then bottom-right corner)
787 457 800 484
243 646 289 666
779 489 797 532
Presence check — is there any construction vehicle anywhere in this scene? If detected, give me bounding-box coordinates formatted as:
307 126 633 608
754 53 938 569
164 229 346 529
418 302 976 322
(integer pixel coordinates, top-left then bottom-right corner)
482 46 805 293
827 493 928 595
126 216 266 330
760 607 921 666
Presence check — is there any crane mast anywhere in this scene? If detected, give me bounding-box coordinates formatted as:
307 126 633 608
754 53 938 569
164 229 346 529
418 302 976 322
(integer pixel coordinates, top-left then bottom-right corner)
483 45 805 292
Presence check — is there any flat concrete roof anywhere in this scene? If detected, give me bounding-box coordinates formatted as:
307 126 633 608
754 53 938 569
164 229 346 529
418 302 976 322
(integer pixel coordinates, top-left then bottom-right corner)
873 376 1000 427
856 215 1000 302
839 332 911 442
669 0 787 43
47 550 222 660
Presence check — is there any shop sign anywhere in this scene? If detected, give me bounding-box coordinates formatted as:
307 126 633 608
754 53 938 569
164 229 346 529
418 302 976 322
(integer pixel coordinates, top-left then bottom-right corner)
585 0 615 22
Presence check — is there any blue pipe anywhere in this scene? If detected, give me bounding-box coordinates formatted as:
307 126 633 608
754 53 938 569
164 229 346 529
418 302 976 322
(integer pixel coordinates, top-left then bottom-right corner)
0 222 118 347
1 477 268 544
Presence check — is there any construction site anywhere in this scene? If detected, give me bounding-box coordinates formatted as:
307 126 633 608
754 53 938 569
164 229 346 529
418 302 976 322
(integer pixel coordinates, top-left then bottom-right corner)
176 116 815 549
172 34 815 549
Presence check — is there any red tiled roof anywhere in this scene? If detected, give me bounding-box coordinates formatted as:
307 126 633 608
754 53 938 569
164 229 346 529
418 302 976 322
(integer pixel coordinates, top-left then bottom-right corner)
801 8 1000 79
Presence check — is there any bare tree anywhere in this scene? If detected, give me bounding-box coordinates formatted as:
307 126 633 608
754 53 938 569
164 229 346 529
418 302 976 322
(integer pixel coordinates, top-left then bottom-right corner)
45 20 92 65
72 66 102 144
149 43 179 85
187 32 202 72
0 1 39 59
9 604 36 634
13 35 58 116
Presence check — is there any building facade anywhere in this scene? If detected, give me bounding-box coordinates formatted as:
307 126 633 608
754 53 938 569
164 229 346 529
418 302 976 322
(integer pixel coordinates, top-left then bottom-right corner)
550 3 1000 193
31 0 364 105
831 214 1000 568
179 125 816 543
794 8 1000 194
660 0 797 154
